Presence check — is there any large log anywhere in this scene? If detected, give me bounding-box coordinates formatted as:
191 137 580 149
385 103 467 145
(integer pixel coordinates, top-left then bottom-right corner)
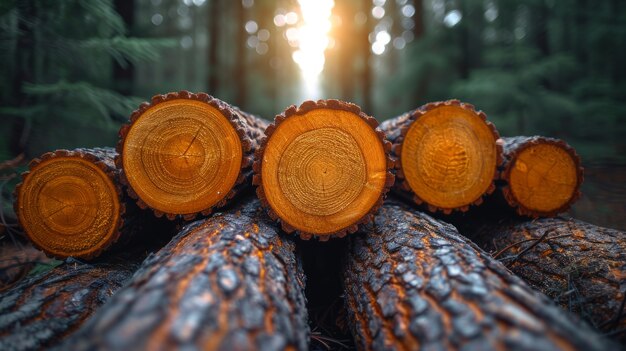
15 148 137 259
254 99 394 239
117 91 268 220
379 100 502 214
343 199 613 350
499 136 583 217
61 198 309 351
469 217 626 340
0 258 138 351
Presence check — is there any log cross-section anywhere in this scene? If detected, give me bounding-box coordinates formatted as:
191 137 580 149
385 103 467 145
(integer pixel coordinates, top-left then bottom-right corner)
117 91 268 220
254 99 394 239
380 100 502 214
15 148 125 259
500 136 583 217
61 198 309 351
343 199 613 350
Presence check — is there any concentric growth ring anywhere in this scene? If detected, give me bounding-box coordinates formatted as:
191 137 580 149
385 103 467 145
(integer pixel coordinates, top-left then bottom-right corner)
120 95 243 217
399 101 501 212
16 153 121 259
257 100 393 238
502 137 583 217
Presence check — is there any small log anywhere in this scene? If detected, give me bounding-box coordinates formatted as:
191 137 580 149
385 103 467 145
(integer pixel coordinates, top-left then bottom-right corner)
469 217 626 340
343 199 613 350
0 258 138 351
254 99 394 239
117 91 268 220
61 198 309 351
379 100 502 214
499 136 583 217
15 148 128 259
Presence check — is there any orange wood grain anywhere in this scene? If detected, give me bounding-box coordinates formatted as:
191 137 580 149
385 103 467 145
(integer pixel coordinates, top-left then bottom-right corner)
254 100 394 239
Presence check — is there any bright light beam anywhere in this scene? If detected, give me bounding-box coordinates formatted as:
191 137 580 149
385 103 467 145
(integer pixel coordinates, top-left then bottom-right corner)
292 0 334 100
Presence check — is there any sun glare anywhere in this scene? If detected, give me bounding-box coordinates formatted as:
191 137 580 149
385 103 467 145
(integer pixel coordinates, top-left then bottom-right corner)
292 0 334 99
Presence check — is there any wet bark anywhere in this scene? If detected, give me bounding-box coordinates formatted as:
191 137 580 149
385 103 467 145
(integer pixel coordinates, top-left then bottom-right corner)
469 217 626 341
343 199 614 350
0 258 138 351
61 197 309 351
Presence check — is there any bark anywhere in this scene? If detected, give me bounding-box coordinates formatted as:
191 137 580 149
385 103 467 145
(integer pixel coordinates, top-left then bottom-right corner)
469 217 626 341
0 258 138 351
343 199 614 350
61 198 309 351
116 91 268 220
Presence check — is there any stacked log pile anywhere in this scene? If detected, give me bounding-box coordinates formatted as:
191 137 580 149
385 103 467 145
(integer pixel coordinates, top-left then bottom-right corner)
2 93 624 350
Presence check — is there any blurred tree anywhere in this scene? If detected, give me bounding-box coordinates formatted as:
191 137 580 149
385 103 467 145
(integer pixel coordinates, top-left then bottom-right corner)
0 0 172 159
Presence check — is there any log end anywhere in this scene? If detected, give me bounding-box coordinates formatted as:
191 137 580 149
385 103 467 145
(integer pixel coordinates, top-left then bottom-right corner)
256 100 393 238
118 92 244 218
502 137 583 217
397 100 501 212
15 151 123 259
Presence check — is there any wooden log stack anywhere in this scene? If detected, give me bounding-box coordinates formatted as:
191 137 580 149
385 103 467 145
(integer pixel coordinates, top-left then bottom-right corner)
5 93 625 350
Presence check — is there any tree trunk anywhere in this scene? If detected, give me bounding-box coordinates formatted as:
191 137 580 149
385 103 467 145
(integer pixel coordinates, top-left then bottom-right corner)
61 198 309 351
15 148 138 259
113 0 135 96
117 91 268 220
499 136 583 217
235 0 247 108
253 99 394 239
207 0 220 95
379 100 502 214
342 199 614 350
0 258 138 351
468 217 626 341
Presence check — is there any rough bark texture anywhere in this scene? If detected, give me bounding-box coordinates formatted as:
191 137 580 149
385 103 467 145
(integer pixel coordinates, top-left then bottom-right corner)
343 199 614 351
61 198 309 351
379 100 502 214
0 258 138 351
116 91 268 220
469 217 626 341
253 99 394 239
499 136 583 217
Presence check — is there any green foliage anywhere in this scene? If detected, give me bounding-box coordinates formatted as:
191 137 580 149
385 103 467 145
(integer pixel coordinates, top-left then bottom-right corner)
0 0 172 157
378 0 626 162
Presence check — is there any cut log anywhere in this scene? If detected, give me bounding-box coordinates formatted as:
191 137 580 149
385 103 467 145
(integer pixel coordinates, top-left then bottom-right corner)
15 148 127 259
61 198 309 351
500 136 583 217
117 91 268 220
343 199 613 350
469 217 626 340
379 100 502 214
0 258 138 351
254 99 394 239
